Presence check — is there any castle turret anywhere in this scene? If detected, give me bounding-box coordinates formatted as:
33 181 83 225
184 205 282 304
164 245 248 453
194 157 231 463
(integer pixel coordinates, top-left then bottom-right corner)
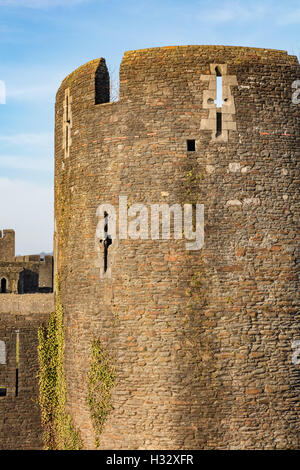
55 46 300 450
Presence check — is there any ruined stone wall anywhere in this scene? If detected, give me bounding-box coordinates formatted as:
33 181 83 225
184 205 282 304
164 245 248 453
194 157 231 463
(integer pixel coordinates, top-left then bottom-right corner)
0 261 40 294
0 294 54 449
0 250 53 294
0 230 15 262
55 46 299 449
38 256 54 292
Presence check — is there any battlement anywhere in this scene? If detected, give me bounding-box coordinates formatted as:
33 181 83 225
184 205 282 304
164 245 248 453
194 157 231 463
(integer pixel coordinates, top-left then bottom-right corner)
122 44 298 64
56 45 299 108
15 255 41 262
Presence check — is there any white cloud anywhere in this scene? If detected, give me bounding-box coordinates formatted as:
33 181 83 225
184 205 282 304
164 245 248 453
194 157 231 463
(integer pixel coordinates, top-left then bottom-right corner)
0 132 53 148
0 0 89 7
0 177 53 255
6 84 57 102
0 155 53 172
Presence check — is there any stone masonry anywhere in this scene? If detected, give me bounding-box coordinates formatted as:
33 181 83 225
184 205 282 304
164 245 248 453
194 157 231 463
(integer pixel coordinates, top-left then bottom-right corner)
0 294 54 449
54 46 299 449
0 229 54 449
0 229 53 294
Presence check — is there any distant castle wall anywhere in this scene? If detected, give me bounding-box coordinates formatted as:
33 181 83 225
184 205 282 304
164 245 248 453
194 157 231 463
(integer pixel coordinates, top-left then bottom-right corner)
0 230 53 294
38 256 54 292
0 294 54 449
0 229 54 449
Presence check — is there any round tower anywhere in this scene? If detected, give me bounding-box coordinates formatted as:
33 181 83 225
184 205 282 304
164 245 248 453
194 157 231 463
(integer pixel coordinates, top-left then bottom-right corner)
55 46 300 449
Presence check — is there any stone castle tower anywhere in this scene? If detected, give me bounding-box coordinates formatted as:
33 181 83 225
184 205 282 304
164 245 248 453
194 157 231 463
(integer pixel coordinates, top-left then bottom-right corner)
53 45 299 450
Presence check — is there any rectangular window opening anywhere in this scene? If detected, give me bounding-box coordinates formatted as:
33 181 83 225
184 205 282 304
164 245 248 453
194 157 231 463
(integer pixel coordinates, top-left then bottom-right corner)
216 112 222 138
0 387 7 397
15 369 18 397
63 88 71 157
187 140 196 152
66 126 69 152
15 330 19 397
103 212 112 274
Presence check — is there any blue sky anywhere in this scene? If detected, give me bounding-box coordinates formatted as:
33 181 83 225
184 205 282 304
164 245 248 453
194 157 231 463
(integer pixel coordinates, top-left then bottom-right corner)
0 0 299 254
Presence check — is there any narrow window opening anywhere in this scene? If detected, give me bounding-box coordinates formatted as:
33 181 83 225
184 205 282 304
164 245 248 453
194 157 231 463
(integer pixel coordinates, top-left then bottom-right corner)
15 330 19 397
66 95 69 123
63 89 72 157
0 278 7 293
65 124 69 152
15 369 18 397
65 95 69 152
187 140 196 152
0 340 6 364
214 67 223 108
216 112 222 138
215 67 222 138
103 211 112 273
0 339 8 398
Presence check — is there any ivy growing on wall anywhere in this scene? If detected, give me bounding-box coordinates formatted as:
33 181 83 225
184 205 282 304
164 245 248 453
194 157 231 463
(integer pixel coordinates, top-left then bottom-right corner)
86 339 116 448
38 276 82 450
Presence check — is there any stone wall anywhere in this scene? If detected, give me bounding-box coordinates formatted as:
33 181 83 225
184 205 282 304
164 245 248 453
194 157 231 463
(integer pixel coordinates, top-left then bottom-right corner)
55 46 299 449
0 228 53 294
38 256 54 292
0 294 54 449
0 230 15 262
0 261 40 294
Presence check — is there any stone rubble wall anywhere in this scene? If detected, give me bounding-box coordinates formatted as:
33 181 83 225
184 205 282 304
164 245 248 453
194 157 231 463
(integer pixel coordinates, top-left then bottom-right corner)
52 45 299 450
0 294 54 449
